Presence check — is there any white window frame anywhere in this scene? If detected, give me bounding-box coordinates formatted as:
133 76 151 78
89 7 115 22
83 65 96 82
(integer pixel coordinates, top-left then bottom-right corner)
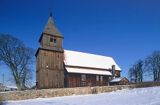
100 76 103 82
81 74 86 81
96 76 99 81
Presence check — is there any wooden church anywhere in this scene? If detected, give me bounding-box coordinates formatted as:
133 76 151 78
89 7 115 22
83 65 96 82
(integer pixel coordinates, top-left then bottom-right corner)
35 14 122 89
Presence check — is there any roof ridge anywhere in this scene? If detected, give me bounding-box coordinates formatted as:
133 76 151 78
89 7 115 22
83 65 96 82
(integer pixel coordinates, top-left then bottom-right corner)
64 49 113 59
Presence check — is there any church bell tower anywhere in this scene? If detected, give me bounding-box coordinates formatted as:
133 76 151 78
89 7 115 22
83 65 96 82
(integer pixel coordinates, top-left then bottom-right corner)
36 13 64 89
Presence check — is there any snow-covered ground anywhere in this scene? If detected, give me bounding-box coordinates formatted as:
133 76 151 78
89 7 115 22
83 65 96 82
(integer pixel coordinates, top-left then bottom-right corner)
5 86 160 105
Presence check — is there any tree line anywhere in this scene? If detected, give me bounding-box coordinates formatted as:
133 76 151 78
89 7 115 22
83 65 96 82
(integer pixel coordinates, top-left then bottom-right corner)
128 51 160 83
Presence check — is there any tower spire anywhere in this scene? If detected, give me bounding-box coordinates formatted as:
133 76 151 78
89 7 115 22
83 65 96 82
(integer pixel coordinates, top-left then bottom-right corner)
43 12 62 36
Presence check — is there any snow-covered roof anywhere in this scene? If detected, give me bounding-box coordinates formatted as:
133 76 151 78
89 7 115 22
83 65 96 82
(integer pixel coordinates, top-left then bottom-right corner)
64 50 121 71
110 77 125 82
66 67 112 75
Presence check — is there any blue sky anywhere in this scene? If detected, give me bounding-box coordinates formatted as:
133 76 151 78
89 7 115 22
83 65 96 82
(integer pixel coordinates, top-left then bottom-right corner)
0 0 160 85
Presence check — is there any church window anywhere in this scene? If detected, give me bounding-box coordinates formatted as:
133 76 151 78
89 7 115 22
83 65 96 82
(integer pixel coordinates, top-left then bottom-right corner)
96 76 99 81
81 74 86 81
100 76 103 81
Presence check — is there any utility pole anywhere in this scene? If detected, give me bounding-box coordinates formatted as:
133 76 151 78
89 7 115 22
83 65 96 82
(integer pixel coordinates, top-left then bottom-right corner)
2 74 4 85
2 74 5 92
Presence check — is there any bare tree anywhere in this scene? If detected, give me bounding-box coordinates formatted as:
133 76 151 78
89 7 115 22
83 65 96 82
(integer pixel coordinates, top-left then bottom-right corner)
145 51 160 82
128 60 143 83
0 34 34 90
128 67 135 83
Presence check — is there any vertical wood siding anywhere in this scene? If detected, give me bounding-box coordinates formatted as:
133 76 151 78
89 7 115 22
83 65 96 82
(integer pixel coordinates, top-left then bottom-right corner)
67 73 109 87
36 49 64 89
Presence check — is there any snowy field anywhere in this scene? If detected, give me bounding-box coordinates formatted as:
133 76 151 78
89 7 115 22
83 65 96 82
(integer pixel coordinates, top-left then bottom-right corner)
5 86 160 105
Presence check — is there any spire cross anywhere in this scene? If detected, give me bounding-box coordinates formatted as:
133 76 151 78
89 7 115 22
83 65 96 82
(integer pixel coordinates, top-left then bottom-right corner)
50 11 52 17
49 7 53 17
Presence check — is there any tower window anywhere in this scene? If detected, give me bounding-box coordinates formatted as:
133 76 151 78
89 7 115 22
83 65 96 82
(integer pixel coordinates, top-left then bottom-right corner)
50 37 53 42
54 38 57 43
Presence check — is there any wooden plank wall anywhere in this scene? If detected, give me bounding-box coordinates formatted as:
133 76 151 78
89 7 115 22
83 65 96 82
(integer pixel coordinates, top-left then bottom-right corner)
36 49 64 89
41 34 63 51
67 73 109 87
119 78 129 85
